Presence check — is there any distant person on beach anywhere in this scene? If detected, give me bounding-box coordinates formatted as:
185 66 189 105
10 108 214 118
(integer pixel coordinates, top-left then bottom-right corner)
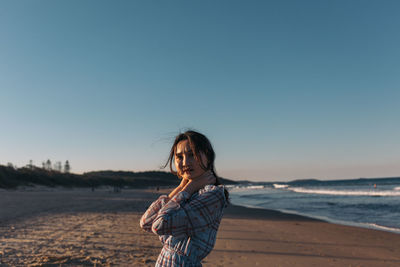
140 130 229 267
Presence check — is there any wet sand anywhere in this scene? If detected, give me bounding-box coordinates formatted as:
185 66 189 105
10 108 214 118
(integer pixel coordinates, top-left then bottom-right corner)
1 187 400 266
206 205 400 267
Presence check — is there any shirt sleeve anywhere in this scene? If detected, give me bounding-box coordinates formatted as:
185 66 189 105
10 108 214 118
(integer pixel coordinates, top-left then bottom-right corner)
150 186 226 238
140 194 170 232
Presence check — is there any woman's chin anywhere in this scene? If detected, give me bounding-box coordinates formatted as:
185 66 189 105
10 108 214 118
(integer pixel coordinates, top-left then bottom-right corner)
183 173 196 180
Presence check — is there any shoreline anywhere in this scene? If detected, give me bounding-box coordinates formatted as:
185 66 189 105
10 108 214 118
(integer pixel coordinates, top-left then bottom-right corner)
1 187 400 266
2 185 400 234
2 184 400 234
228 185 400 235
208 202 400 266
229 202 400 235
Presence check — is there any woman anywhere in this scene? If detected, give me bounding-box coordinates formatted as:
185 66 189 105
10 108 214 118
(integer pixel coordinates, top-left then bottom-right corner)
140 130 229 267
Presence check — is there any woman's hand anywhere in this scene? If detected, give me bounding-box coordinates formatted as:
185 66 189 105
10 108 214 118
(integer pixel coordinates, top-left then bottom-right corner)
179 177 190 188
182 170 216 196
168 177 189 199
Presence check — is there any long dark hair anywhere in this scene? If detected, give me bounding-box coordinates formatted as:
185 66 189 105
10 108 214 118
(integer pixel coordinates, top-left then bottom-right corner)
163 130 229 202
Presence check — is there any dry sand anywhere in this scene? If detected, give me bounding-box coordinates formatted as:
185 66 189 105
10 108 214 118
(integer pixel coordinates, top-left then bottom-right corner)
0 187 400 266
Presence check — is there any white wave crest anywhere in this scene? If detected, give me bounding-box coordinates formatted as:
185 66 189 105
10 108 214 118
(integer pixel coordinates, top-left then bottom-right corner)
394 186 400 191
246 185 264 189
288 187 400 197
273 184 289 189
365 223 400 234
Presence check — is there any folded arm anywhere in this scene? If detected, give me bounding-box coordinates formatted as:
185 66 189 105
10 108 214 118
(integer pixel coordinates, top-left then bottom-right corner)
140 178 189 232
151 186 225 238
140 194 171 232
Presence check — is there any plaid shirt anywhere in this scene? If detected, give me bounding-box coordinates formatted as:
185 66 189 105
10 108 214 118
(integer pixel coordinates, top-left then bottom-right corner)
140 185 227 267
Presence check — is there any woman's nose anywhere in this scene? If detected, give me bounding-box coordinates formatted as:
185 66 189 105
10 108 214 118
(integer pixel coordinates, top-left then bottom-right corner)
182 155 190 166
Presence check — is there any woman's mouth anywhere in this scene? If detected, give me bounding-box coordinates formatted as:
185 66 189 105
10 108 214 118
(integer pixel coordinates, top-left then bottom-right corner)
183 169 192 174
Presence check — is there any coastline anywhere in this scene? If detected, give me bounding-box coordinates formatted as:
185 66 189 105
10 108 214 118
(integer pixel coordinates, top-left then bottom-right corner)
0 187 399 266
229 201 400 235
224 203 323 221
207 203 400 267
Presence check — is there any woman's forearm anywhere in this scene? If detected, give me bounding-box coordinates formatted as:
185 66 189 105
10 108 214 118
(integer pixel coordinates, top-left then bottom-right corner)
168 178 189 199
168 185 183 199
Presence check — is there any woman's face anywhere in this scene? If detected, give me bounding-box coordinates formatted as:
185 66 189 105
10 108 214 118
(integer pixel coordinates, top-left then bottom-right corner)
174 140 208 180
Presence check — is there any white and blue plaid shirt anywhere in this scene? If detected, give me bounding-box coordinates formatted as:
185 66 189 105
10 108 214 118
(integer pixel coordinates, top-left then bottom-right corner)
140 185 227 267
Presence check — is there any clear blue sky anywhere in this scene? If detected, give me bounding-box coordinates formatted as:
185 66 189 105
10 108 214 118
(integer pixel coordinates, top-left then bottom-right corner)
1 0 399 181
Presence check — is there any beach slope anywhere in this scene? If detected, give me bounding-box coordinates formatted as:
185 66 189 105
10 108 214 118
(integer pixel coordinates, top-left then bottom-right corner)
0 188 399 266
206 204 400 266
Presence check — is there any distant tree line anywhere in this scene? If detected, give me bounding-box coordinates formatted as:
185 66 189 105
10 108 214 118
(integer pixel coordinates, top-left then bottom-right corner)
0 165 238 189
40 159 70 173
8 160 71 173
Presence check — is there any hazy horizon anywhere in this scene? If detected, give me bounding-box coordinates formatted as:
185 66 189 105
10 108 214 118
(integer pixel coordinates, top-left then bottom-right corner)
1 1 399 182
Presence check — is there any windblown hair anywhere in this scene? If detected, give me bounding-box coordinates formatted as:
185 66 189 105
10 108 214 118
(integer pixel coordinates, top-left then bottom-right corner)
164 130 229 202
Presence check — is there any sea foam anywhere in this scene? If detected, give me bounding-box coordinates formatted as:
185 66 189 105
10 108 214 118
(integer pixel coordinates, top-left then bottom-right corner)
288 187 400 197
246 185 265 189
364 223 400 234
273 184 289 189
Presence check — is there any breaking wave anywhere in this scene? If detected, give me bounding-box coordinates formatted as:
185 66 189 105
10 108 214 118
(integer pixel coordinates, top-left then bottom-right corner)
273 184 289 189
364 223 400 234
245 185 265 189
288 187 400 197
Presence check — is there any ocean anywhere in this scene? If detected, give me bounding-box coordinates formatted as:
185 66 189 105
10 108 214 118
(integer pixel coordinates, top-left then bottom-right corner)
228 177 400 234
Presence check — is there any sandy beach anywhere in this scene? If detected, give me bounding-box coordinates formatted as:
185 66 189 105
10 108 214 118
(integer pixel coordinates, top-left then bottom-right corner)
1 187 400 266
